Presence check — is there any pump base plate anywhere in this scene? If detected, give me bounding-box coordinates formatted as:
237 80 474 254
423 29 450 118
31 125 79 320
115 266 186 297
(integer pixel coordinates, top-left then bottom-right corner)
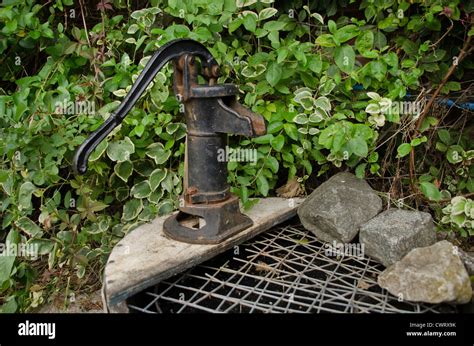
163 195 254 244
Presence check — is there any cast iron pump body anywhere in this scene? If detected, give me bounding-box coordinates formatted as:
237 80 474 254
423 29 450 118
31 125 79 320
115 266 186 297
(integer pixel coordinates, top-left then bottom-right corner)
73 39 266 244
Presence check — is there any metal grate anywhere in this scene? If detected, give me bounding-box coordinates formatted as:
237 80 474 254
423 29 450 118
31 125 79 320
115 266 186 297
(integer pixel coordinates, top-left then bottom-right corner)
127 222 457 313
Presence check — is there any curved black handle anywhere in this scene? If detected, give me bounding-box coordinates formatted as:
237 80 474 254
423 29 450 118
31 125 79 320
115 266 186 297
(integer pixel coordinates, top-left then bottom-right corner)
72 39 218 175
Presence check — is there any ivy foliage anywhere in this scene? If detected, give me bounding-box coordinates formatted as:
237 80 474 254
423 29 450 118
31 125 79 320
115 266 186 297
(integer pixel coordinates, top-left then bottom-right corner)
0 0 473 311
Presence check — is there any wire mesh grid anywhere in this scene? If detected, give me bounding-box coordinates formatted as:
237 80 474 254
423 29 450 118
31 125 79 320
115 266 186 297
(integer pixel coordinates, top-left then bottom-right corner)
127 222 457 313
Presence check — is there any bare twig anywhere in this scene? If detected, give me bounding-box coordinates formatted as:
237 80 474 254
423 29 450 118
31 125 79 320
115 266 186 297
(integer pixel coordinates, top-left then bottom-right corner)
429 19 454 48
409 34 473 190
79 0 91 47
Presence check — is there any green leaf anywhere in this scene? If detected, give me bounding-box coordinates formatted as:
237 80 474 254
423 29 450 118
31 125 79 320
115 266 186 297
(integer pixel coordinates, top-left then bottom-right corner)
451 198 466 215
419 116 438 133
355 163 367 178
328 20 337 34
18 182 36 211
267 121 284 134
266 62 282 86
401 59 415 68
367 92 382 101
295 96 314 110
15 217 43 237
270 134 285 152
294 50 307 65
311 12 324 24
148 189 164 204
314 96 331 112
451 213 466 227
307 56 322 74
397 143 412 158
6 230 20 247
114 161 133 182
150 169 167 191
383 51 398 67
89 140 108 161
348 137 368 157
131 181 152 199
446 145 464 164
263 20 286 31
126 22 139 33
0 170 9 184
365 103 381 114
243 12 257 32
259 8 277 21
256 175 269 196
266 156 279 173
107 137 135 162
293 113 308 125
277 48 288 63
113 89 127 97
29 239 55 255
309 111 324 123
146 143 171 165
115 186 129 202
411 136 427 147
0 297 17 313
369 60 387 81
4 19 17 34
284 123 299 141
133 124 145 137
123 199 143 221
368 151 379 163
334 45 355 74
253 133 273 144
334 25 359 43
441 81 461 93
315 34 335 47
437 129 451 145
157 200 174 215
241 64 266 78
420 181 441 201
0 256 15 285
228 17 243 33
356 30 374 52
161 173 174 193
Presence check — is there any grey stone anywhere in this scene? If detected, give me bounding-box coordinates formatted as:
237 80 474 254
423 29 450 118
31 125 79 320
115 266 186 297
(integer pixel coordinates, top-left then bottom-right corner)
359 208 436 267
459 250 474 276
297 172 382 243
378 240 472 304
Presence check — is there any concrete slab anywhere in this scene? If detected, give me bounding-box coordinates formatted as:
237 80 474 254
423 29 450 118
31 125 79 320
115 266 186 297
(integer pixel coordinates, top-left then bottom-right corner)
103 197 303 312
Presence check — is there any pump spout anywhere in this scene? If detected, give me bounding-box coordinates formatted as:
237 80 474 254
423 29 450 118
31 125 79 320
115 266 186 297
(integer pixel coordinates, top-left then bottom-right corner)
217 97 266 137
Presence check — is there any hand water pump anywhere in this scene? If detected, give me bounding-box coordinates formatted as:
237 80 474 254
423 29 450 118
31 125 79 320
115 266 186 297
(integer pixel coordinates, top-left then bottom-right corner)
73 39 266 244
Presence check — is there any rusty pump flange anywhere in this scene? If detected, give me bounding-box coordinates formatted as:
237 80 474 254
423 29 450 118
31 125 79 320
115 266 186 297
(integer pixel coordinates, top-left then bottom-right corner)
72 39 266 244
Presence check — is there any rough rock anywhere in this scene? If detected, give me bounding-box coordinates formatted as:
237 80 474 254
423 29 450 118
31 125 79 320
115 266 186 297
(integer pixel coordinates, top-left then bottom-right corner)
297 172 382 243
378 240 472 304
359 208 436 267
459 250 474 276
